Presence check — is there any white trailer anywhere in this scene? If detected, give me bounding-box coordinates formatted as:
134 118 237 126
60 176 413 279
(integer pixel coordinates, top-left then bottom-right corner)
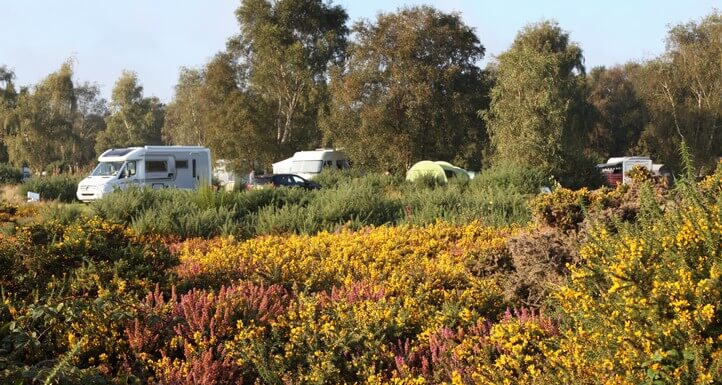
76 146 211 202
272 148 350 180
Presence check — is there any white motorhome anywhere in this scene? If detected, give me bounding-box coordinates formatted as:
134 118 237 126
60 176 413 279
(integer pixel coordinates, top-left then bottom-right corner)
272 148 350 180
76 146 211 202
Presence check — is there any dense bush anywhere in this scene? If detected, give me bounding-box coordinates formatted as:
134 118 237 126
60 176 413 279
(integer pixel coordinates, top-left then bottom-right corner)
87 172 534 239
21 174 81 202
0 163 23 184
5 161 719 383
471 162 551 194
0 215 177 383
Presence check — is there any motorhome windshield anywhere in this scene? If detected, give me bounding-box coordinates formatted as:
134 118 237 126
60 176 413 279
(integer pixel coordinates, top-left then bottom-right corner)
292 160 323 173
91 161 124 176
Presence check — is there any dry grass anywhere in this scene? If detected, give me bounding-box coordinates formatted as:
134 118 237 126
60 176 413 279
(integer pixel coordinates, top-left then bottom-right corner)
1 184 25 204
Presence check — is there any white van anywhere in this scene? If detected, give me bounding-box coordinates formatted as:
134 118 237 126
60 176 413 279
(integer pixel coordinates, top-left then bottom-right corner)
76 146 211 202
272 149 350 180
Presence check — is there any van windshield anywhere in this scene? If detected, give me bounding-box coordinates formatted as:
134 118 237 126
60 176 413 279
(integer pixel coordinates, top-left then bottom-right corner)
92 161 124 176
292 160 322 173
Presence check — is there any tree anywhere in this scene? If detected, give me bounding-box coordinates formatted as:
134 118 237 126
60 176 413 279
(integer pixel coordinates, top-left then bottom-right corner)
96 71 164 153
163 54 276 172
484 20 590 180
228 0 349 153
635 11 721 173
321 6 488 172
200 53 275 170
586 64 648 161
162 67 206 146
5 62 77 171
0 66 18 162
71 83 107 169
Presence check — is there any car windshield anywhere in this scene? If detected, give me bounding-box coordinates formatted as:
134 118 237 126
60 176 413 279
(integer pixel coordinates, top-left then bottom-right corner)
292 160 322 173
91 161 124 176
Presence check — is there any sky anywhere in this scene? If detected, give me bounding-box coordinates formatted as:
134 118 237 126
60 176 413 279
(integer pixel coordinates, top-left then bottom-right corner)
1 0 718 103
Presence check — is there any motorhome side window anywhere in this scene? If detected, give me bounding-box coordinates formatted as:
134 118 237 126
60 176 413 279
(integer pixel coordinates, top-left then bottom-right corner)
146 160 167 173
177 160 188 169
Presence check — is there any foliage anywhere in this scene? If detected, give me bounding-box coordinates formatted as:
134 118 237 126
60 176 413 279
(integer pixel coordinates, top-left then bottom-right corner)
634 12 722 174
87 172 533 239
20 174 82 203
1 165 721 383
470 162 551 195
585 64 648 161
506 226 578 307
2 61 106 172
0 215 177 383
95 70 163 152
229 0 349 153
548 172 722 383
483 20 592 185
0 163 23 184
322 6 488 172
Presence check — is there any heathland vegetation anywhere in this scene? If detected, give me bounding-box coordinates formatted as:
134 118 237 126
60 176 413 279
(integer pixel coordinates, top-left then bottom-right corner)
1 158 721 383
0 1 721 384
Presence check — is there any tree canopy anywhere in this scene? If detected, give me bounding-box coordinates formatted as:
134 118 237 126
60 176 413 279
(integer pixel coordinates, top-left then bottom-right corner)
322 6 488 172
0 6 720 181
484 20 590 180
95 71 163 153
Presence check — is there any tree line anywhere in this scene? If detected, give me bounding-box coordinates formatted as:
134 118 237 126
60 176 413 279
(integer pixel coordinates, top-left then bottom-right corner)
0 1 719 185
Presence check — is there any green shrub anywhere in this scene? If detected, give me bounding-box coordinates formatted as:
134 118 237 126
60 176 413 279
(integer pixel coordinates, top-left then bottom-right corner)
132 200 239 238
0 163 23 184
91 185 168 223
471 162 551 194
313 167 368 189
35 202 93 225
88 171 533 239
21 175 82 202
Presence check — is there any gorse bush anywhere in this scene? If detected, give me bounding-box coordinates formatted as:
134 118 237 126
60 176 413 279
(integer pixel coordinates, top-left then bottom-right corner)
547 172 722 383
21 174 81 202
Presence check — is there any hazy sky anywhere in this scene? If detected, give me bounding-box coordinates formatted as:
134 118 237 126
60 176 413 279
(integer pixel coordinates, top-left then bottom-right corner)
1 1 718 102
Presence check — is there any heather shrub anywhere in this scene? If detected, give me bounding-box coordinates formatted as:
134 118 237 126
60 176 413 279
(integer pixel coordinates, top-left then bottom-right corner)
125 281 289 383
21 174 81 202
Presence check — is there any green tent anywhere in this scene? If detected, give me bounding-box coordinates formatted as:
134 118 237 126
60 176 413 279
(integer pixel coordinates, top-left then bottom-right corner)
405 160 470 183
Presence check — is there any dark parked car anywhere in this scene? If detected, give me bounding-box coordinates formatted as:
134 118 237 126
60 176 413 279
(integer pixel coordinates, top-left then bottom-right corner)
246 174 321 190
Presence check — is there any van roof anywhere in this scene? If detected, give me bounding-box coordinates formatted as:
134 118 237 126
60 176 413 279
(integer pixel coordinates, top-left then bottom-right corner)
99 146 209 161
290 149 346 160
